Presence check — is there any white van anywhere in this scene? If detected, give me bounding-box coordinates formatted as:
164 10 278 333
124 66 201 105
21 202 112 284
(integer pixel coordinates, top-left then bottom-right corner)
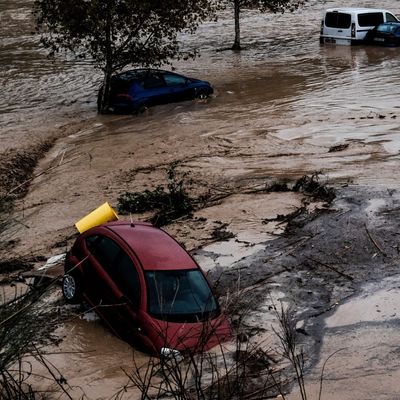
320 8 398 45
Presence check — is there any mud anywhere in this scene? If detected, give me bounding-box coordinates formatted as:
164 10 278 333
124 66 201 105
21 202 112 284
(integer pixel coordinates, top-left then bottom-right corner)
2 0 400 397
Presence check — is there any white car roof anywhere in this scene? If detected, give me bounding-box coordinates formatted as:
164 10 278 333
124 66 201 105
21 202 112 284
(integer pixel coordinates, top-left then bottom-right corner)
325 8 392 14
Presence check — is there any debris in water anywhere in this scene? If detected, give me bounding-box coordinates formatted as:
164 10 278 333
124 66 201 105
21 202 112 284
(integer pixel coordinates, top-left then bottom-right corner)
328 143 349 153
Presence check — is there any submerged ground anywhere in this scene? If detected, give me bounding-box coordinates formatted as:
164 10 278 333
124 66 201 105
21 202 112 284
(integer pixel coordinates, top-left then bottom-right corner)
1 0 400 398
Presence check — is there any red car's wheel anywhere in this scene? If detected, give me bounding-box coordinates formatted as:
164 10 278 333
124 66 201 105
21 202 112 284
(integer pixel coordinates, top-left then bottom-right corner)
62 273 82 304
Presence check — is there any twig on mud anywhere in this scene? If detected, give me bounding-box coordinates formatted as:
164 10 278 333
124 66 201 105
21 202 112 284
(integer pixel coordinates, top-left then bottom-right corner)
309 293 355 318
284 235 317 256
305 256 354 282
239 269 286 294
0 288 49 328
240 378 291 400
318 348 347 400
6 218 30 229
364 224 387 257
334 209 351 219
189 236 232 252
262 235 315 265
32 345 74 400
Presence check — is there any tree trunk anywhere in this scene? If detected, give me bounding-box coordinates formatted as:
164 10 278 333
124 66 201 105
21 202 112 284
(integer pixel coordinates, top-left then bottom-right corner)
99 5 113 114
99 66 112 114
232 0 241 50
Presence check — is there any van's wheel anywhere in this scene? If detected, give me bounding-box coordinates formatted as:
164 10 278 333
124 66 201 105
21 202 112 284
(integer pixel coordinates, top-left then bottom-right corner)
62 273 82 304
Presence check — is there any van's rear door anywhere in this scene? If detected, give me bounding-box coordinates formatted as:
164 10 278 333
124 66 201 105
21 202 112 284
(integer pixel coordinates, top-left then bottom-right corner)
323 11 352 43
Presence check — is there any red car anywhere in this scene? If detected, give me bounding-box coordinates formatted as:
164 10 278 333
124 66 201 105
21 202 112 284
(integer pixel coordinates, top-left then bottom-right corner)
62 221 231 356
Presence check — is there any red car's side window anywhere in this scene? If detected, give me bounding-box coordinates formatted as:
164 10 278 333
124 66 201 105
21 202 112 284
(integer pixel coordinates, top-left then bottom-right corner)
85 235 141 308
115 252 141 308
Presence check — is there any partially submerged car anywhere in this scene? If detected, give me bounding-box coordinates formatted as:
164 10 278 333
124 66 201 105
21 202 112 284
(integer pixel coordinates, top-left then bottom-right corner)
62 221 231 356
365 22 400 47
320 8 398 45
98 69 214 113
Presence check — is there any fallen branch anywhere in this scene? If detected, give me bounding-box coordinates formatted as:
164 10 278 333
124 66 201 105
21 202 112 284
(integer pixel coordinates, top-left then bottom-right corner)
305 256 354 281
318 348 347 400
309 292 355 318
364 224 387 257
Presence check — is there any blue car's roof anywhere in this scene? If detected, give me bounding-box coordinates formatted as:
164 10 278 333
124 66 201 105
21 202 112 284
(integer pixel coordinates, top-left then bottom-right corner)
114 69 182 82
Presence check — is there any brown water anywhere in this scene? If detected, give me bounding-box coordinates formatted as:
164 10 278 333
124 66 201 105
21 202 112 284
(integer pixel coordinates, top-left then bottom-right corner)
2 0 400 397
2 0 400 153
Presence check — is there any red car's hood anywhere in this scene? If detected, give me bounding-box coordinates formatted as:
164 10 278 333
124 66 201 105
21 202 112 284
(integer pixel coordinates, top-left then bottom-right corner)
142 313 232 354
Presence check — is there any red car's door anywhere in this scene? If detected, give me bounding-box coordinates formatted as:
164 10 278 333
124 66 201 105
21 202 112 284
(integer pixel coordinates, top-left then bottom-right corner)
83 235 141 341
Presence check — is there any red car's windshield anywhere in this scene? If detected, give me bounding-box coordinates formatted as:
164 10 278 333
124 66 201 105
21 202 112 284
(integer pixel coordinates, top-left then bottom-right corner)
145 270 218 322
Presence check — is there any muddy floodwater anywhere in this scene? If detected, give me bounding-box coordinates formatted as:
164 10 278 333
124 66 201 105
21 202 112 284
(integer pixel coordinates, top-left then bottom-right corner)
2 0 400 398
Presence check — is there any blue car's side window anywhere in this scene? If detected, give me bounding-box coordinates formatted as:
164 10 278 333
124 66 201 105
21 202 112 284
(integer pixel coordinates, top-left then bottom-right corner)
164 74 186 87
143 74 164 89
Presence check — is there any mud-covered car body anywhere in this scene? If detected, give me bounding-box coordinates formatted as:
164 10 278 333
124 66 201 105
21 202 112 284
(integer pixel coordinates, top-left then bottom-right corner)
62 221 230 355
98 69 213 113
365 22 400 46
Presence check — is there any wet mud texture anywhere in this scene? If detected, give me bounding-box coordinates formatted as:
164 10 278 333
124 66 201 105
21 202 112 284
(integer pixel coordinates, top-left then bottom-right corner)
209 185 400 370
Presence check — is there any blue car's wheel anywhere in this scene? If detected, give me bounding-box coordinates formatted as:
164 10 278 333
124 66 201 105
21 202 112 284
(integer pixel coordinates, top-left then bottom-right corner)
196 90 209 100
134 102 148 114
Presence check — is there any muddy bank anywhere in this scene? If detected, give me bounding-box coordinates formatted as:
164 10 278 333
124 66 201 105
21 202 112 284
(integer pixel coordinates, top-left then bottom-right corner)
298 275 400 400
204 184 400 397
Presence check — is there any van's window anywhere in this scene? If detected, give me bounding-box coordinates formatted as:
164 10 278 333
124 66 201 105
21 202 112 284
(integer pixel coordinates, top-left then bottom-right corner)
358 13 384 27
386 13 398 23
325 12 351 29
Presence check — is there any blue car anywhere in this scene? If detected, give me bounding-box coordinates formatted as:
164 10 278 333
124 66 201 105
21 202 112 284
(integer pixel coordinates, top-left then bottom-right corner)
365 22 400 46
98 69 213 113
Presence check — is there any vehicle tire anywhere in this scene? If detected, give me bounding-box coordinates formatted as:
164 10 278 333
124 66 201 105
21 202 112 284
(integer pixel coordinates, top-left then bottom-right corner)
134 102 148 114
62 272 82 304
196 91 209 100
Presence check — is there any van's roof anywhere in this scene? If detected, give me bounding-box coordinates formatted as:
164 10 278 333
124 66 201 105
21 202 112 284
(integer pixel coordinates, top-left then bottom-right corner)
325 8 392 14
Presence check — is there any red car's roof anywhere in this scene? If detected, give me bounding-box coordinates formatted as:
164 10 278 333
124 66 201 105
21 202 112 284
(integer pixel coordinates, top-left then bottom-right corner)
104 222 197 271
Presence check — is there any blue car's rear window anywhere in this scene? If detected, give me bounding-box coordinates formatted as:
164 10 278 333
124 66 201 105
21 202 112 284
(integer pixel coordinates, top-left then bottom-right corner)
377 24 399 33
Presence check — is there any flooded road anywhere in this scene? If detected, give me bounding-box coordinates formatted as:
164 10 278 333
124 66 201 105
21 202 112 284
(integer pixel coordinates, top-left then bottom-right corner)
2 0 400 398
